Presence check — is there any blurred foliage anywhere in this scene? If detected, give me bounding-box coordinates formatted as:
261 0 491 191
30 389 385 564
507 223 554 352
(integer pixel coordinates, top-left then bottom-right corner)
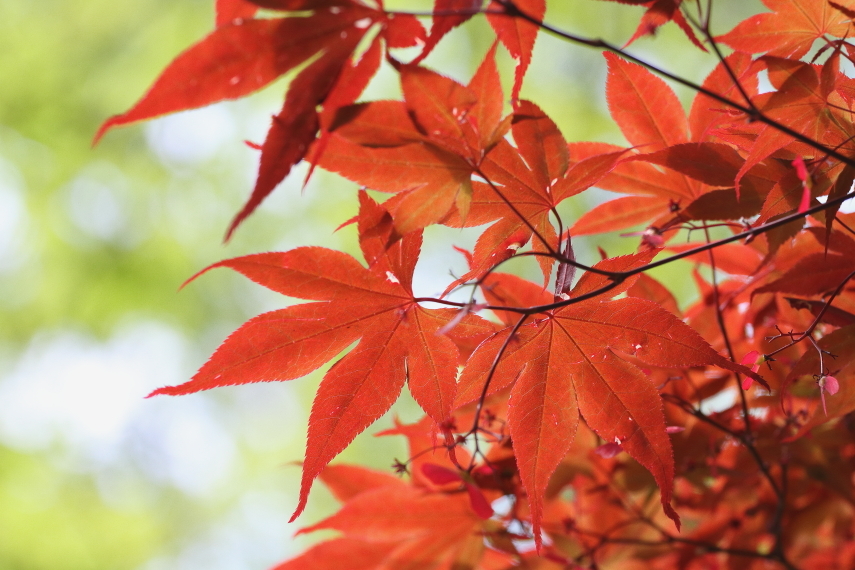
0 0 759 569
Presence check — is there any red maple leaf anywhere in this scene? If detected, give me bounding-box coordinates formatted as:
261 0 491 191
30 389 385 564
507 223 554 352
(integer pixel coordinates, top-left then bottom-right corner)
414 0 485 64
95 0 433 240
571 53 797 237
718 0 855 59
443 100 625 287
599 0 705 49
272 460 513 569
148 192 493 521
214 0 258 26
291 475 506 569
455 252 764 547
486 0 546 102
319 50 511 236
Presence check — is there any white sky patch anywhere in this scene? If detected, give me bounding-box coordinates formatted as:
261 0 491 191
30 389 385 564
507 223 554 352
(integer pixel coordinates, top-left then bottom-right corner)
817 190 855 214
136 489 300 570
230 382 305 453
63 161 134 245
0 156 30 272
0 321 236 497
699 388 738 415
135 399 238 498
491 494 513 517
145 105 236 168
756 69 774 94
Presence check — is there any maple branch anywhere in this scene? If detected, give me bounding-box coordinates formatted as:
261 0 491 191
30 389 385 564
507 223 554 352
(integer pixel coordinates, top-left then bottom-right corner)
763 267 855 359
457 188 855 315
630 475 798 570
477 250 616 286
564 517 655 566
571 521 800 568
682 1 756 110
630 199 847 274
387 8 506 18
422 260 624 313
701 224 753 439
663 396 800 570
611 536 775 561
475 166 558 257
770 452 792 565
662 392 784 502
661 392 734 434
497 0 855 168
467 315 527 462
418 189 855 322
677 220 746 235
835 216 855 237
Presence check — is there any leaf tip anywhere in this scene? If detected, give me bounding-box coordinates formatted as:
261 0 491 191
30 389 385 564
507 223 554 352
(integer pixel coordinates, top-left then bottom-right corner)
223 211 246 243
665 503 682 531
145 386 177 398
289 481 312 524
179 260 227 291
92 117 120 147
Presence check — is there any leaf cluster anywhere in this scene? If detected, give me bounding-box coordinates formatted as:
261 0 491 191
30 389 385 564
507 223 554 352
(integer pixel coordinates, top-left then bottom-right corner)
100 0 855 568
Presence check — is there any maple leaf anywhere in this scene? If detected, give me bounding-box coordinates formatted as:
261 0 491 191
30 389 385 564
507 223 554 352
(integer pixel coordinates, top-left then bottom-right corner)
824 164 855 236
301 35 386 186
95 4 377 143
273 460 512 570
214 0 258 26
466 42 510 153
296 484 496 569
444 102 625 287
666 242 764 276
572 54 808 237
320 52 512 236
627 272 681 316
414 0 485 64
95 1 415 240
688 52 757 142
148 192 492 522
303 11 428 185
421 463 495 519
636 140 779 208
726 58 855 199
270 538 393 570
600 0 705 49
477 266 552 327
456 252 764 548
570 194 666 236
755 252 855 296
786 297 855 327
319 463 406 502
565 56 708 237
486 0 546 102
605 52 689 153
718 0 855 59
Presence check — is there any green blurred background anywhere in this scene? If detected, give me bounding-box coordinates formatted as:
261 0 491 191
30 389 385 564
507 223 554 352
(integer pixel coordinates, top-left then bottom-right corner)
0 1 758 568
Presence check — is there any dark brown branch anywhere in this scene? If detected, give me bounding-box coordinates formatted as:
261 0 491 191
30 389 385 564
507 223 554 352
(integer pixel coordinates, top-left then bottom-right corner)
492 0 855 168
